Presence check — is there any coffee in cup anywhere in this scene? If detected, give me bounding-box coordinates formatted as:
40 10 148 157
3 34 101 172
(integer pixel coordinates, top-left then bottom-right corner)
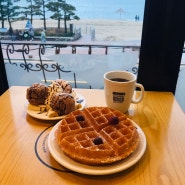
104 71 144 113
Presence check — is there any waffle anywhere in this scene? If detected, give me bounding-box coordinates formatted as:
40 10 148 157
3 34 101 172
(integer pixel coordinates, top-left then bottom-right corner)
55 107 140 165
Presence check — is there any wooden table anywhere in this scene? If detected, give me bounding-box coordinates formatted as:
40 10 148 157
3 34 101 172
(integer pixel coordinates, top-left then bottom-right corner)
0 86 185 185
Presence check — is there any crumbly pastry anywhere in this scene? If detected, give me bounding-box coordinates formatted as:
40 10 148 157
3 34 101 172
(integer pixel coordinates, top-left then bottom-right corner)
49 79 72 94
50 93 75 116
45 79 74 111
55 107 140 165
26 83 49 106
26 80 77 117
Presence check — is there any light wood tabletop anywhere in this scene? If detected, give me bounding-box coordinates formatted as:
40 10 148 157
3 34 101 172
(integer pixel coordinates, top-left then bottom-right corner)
0 86 185 185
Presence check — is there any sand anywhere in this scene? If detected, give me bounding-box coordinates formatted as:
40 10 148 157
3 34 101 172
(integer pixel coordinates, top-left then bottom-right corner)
8 19 143 41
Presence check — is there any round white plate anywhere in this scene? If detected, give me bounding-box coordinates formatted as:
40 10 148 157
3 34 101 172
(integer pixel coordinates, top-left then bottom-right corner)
25 93 86 120
48 120 146 175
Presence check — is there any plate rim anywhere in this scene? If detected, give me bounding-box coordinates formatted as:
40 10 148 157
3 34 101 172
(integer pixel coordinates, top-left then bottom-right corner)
25 92 86 120
48 119 147 175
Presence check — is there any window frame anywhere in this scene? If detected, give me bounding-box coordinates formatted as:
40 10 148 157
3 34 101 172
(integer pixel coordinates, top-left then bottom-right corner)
137 0 185 94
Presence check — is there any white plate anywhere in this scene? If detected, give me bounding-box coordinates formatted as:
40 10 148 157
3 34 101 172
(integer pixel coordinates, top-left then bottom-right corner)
25 93 86 120
48 120 146 175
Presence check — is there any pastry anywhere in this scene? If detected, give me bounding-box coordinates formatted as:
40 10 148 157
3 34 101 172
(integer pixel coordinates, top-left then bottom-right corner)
50 92 75 116
26 80 80 117
26 83 49 106
45 79 74 110
49 79 72 94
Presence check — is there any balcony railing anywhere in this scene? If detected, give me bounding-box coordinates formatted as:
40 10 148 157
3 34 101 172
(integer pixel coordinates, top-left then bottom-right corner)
1 39 141 88
1 40 184 88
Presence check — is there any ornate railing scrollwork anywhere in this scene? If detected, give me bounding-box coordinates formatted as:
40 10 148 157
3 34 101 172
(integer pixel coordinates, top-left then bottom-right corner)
37 44 72 82
5 43 73 83
6 44 17 66
132 66 138 74
2 41 142 88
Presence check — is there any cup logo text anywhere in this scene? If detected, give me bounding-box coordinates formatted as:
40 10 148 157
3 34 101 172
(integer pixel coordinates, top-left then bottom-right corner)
112 92 125 103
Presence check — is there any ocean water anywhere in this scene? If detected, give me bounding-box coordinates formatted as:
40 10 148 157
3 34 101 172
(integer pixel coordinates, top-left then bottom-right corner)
67 0 145 21
17 0 145 21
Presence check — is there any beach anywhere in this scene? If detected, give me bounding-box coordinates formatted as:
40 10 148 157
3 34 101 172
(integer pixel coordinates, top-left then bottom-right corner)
9 19 143 41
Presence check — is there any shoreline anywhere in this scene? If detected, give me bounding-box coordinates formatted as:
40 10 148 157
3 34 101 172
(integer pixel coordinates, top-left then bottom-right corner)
7 19 143 41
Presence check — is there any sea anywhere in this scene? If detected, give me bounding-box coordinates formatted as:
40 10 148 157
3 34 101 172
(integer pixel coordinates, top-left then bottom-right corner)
17 0 145 21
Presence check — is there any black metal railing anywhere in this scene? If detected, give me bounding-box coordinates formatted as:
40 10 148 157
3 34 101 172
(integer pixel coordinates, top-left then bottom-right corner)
1 40 140 88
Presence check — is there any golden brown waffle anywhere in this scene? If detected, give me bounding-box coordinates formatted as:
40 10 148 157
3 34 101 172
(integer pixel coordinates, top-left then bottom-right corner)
55 107 140 165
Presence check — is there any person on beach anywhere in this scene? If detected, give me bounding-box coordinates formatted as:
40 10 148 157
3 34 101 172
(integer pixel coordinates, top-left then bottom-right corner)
135 15 138 21
40 29 46 42
135 15 140 21
9 27 15 41
23 29 30 41
29 29 34 41
14 29 23 40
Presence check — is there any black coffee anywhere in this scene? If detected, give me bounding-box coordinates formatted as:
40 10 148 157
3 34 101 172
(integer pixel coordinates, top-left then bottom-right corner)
110 78 129 82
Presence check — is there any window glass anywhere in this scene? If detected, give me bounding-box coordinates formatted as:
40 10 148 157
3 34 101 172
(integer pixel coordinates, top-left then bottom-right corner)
1 0 145 89
13 0 145 42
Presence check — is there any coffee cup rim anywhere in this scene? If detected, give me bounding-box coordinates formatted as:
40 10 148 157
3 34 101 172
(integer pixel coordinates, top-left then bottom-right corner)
104 71 136 82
